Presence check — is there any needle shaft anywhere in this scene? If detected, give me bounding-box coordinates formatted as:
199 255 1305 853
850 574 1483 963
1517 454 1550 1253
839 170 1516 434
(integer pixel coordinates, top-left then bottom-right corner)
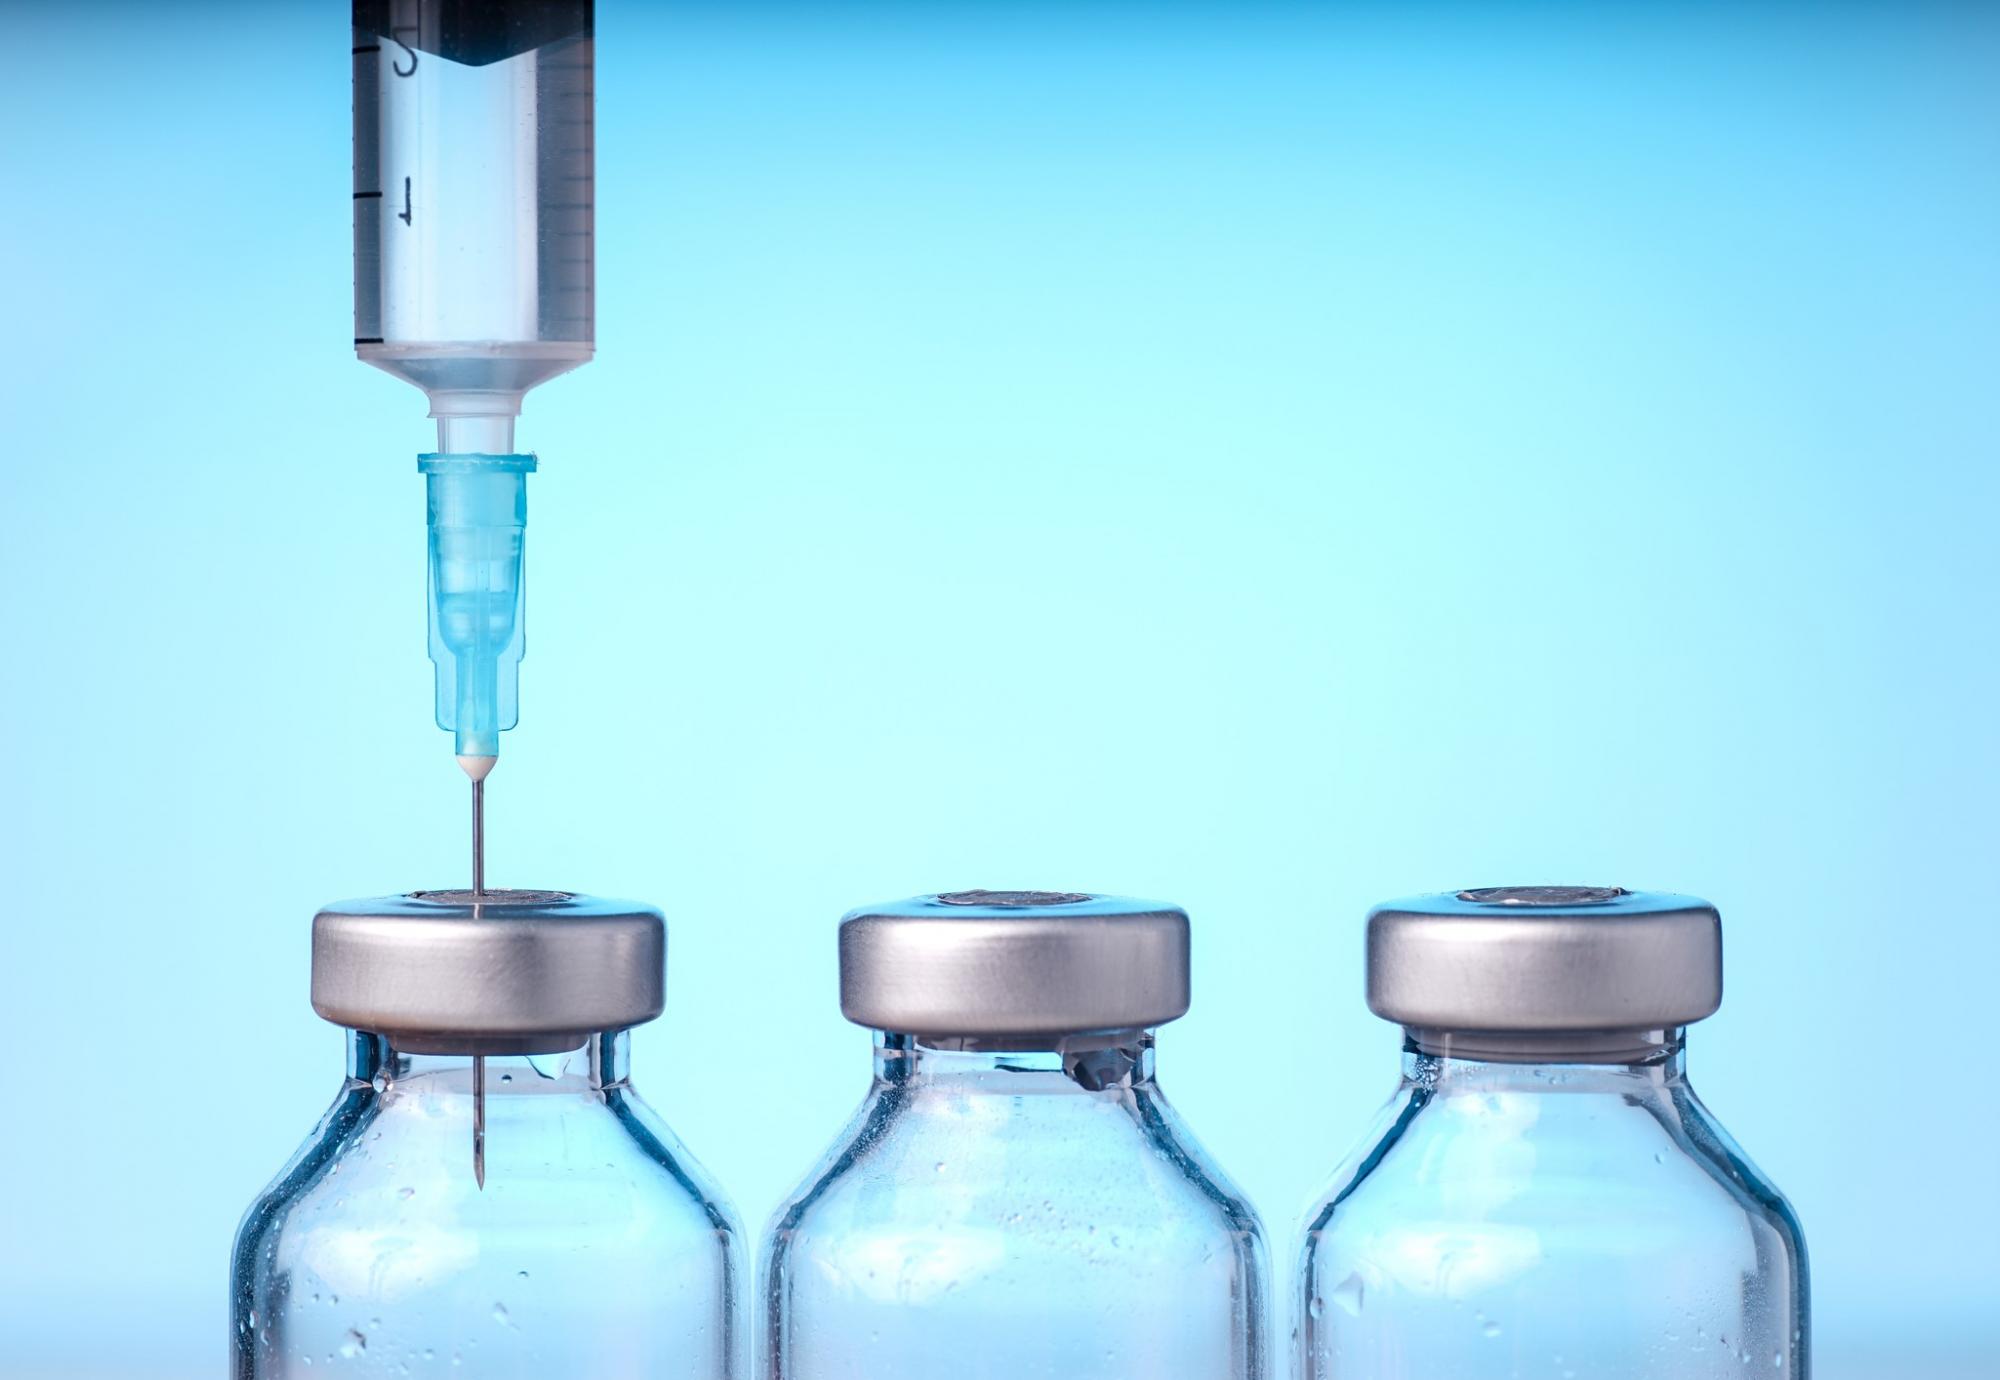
471 778 486 897
473 1054 487 1190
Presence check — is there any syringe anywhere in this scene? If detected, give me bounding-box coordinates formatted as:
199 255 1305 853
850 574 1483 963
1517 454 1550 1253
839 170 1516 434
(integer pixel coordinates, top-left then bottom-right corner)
351 0 595 792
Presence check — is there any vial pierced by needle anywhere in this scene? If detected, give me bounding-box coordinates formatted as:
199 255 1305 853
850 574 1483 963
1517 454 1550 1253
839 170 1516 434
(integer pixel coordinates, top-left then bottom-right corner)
472 1052 487 1190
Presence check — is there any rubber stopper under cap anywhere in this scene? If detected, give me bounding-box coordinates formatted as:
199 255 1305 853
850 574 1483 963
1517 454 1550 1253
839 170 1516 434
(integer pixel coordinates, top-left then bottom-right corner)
838 891 1191 1039
1367 886 1723 1034
312 890 665 1055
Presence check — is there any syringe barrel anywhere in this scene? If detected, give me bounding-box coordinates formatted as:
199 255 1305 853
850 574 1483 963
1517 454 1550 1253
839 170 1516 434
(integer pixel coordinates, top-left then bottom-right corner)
353 2 594 421
421 454 536 759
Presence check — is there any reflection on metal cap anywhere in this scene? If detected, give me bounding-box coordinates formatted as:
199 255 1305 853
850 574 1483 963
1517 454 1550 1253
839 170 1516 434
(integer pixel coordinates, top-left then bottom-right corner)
839 892 1191 1040
311 890 664 1055
1368 887 1722 1035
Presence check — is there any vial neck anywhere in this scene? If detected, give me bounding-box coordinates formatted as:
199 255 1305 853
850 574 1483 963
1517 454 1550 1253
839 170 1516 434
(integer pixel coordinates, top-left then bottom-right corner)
344 1029 633 1091
1400 1027 1687 1091
874 1030 1158 1093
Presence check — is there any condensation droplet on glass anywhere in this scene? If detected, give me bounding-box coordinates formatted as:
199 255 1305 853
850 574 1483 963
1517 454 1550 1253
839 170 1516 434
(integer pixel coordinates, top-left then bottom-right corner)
492 1302 513 1328
340 1329 366 1359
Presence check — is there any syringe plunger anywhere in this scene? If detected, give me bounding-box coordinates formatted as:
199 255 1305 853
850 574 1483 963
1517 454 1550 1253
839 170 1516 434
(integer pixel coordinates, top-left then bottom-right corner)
421 454 535 761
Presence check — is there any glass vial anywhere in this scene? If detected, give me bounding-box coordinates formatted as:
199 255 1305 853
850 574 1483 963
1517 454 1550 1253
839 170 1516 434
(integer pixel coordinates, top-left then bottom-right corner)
762 890 1270 1380
1297 886 1809 1380
232 890 743 1378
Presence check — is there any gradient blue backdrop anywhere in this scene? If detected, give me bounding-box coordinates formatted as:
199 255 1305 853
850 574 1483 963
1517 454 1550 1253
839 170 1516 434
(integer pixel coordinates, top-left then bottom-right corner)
2 2 1995 1376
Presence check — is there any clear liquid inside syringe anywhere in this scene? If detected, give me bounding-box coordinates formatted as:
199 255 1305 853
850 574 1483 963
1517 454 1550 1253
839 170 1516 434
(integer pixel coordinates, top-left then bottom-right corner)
354 0 595 445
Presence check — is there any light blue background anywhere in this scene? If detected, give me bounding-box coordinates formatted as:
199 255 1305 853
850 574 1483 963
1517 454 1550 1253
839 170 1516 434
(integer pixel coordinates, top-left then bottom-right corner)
1 3 1995 1375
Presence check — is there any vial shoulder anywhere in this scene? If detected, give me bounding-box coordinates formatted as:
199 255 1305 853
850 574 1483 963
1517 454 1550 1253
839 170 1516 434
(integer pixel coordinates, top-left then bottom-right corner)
1667 1084 1810 1261
767 1082 1264 1270
1301 1079 1805 1275
235 1084 739 1271
1296 1081 1426 1252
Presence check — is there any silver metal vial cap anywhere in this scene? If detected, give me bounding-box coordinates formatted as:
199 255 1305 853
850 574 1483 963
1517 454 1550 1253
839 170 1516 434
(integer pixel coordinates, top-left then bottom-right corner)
838 891 1191 1041
312 890 665 1056
1367 886 1723 1035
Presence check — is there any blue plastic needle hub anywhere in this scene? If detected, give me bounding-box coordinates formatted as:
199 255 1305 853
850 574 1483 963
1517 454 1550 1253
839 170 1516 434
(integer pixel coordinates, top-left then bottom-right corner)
419 453 537 759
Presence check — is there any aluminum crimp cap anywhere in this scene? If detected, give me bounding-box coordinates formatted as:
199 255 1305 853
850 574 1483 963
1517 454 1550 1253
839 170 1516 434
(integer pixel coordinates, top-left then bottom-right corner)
1367 886 1722 1034
838 890 1191 1040
312 890 665 1056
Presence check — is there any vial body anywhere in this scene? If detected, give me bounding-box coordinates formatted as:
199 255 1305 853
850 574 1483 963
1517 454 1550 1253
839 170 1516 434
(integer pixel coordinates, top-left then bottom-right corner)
762 1034 1270 1380
352 0 594 416
232 1031 743 1378
1297 1037 1809 1379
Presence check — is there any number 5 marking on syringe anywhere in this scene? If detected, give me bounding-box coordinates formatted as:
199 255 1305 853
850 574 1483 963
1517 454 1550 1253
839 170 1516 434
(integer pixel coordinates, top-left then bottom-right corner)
390 25 418 78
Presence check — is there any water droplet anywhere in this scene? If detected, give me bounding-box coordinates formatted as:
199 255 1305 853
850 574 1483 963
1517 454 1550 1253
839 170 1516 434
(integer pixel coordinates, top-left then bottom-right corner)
492 1303 513 1328
1653 1150 1667 1165
517 1270 530 1279
1331 1273 1366 1316
934 1161 946 1173
398 1187 415 1200
339 1329 366 1359
1481 1318 1502 1339
1774 1352 1786 1368
1308 1297 1324 1320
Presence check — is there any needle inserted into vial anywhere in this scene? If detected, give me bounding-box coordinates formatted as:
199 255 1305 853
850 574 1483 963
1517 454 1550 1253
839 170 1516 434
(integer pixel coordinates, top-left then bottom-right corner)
464 753 491 1188
472 1051 487 1190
